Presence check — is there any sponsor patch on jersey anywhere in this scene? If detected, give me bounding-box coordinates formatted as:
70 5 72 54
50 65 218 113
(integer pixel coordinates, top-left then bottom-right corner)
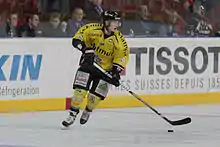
121 57 126 63
74 71 90 87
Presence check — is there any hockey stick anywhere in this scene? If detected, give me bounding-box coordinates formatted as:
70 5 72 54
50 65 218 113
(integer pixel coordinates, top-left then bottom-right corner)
93 63 192 126
122 86 192 126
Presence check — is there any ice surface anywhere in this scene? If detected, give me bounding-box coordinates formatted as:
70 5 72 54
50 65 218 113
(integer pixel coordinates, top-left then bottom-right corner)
0 104 220 147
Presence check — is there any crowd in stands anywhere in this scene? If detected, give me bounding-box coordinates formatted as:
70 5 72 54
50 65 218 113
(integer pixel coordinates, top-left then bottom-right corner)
0 0 219 38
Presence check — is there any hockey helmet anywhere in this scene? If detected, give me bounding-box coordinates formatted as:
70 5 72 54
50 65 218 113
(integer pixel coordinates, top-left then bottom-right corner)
102 10 121 21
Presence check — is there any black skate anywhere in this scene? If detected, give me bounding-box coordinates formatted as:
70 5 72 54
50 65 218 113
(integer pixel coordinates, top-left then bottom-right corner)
80 109 91 125
62 109 79 128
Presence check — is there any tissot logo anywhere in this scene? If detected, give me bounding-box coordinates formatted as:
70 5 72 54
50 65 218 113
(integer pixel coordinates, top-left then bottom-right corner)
124 46 220 75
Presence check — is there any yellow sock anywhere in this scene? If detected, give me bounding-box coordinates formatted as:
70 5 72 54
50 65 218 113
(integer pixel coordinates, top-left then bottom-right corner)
71 88 88 109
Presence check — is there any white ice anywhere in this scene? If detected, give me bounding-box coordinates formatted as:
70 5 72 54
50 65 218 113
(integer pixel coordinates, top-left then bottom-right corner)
0 104 220 147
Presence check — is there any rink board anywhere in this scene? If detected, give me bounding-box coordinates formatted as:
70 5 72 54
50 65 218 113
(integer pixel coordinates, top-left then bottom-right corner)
0 38 219 112
0 92 220 112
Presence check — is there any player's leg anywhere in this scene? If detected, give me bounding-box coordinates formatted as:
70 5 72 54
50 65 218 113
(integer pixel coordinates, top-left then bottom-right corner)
80 79 110 124
62 67 92 127
62 89 88 126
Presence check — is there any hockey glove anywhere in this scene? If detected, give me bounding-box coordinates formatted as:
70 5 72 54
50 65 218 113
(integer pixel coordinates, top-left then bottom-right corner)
110 66 121 87
81 48 95 66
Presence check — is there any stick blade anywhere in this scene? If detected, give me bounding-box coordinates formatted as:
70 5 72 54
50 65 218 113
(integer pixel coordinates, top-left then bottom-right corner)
169 117 191 126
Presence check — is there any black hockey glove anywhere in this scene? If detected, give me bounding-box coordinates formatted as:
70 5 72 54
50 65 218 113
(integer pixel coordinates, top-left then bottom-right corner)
110 66 121 87
81 48 95 66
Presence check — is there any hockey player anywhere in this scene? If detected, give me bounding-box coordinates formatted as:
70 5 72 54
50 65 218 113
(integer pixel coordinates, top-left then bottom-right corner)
62 10 129 127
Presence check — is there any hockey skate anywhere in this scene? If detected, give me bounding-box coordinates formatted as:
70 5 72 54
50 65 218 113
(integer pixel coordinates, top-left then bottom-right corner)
62 109 79 128
80 109 91 125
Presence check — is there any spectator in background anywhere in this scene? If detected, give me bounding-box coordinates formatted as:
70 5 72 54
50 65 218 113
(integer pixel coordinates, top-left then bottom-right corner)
183 0 213 36
18 14 41 37
84 0 104 22
60 13 69 33
66 7 85 37
194 4 213 36
120 5 155 36
137 5 154 35
138 5 150 21
148 0 170 36
165 0 187 36
149 0 169 23
41 11 66 37
5 12 19 37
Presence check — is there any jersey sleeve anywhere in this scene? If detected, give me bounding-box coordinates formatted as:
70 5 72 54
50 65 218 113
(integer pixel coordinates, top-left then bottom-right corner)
73 23 103 49
113 32 129 71
72 23 92 47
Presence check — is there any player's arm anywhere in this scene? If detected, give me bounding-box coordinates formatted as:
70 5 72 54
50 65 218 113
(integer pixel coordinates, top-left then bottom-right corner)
113 33 129 72
72 24 96 67
110 33 129 87
72 24 91 53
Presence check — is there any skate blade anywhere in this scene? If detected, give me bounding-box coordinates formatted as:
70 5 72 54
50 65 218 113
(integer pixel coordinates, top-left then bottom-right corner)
60 121 72 130
60 124 71 130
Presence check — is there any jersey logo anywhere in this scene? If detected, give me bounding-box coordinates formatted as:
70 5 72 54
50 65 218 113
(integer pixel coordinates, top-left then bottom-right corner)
121 57 126 63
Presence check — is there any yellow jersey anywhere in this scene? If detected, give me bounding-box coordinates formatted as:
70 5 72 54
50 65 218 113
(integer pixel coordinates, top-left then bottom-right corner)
73 23 129 71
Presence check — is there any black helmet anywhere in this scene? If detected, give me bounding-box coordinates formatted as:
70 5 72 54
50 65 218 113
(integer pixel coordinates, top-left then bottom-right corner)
102 10 121 21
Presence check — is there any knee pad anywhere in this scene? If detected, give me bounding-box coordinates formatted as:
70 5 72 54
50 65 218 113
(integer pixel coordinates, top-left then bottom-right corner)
71 88 88 108
86 93 101 111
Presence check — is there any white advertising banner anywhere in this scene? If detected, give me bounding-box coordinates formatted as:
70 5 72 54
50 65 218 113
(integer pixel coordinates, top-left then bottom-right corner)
111 38 220 95
0 38 219 100
0 39 79 99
